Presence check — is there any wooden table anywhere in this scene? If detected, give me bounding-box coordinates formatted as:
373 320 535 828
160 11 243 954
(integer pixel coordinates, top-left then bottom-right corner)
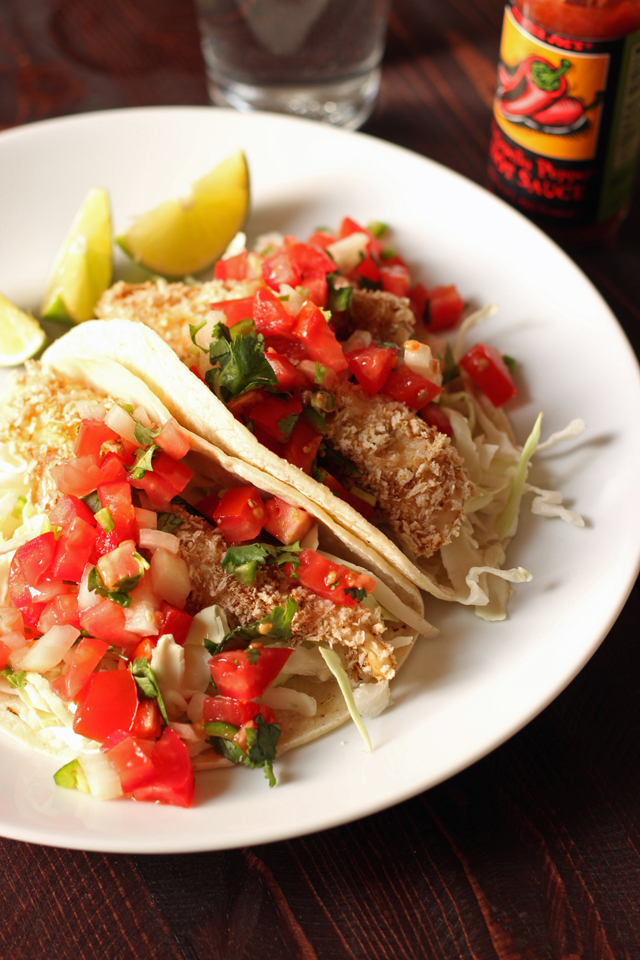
2 1 640 956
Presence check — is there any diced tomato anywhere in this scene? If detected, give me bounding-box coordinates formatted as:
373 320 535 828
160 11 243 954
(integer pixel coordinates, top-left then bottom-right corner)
51 635 109 701
262 251 301 290
93 528 124 560
282 417 323 474
380 263 411 297
346 345 397 396
306 230 335 250
209 295 255 328
130 637 157 662
98 480 136 542
11 533 56 590
209 643 293 701
73 669 138 741
321 473 374 520
131 727 195 807
428 285 465 332
20 602 46 637
248 395 302 444
227 389 267 421
190 365 205 382
339 216 372 244
130 699 162 739
102 732 157 792
285 549 375 606
381 365 442 408
155 419 191 460
158 602 193 645
213 486 265 543
419 401 453 437
128 470 178 510
52 516 97 582
152 452 193 495
349 250 381 286
98 452 129 483
459 343 517 407
29 576 69 604
0 641 10 670
49 494 97 532
292 301 348 373
263 497 315 545
203 696 276 726
264 351 306 391
288 242 336 276
51 455 100 497
214 251 247 282
8 563 32 608
79 599 140 649
97 539 142 590
38 593 80 633
297 359 339 391
252 423 287 457
299 270 328 308
195 493 220 522
253 287 297 336
408 282 429 326
74 420 118 457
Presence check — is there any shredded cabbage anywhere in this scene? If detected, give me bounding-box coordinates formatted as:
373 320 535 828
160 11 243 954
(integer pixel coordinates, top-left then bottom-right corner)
319 647 372 752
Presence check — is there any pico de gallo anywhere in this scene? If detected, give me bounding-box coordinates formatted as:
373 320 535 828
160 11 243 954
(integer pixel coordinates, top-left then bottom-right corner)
0 386 408 806
191 216 517 520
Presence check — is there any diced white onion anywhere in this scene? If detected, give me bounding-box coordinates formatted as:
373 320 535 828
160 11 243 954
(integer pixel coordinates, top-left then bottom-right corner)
326 232 369 273
80 750 124 800
342 329 372 352
1 630 28 652
77 563 101 613
183 645 212 693
299 523 319 551
353 680 391 718
104 405 139 446
403 341 442 386
259 686 317 717
138 528 180 554
169 720 203 742
75 401 107 421
150 549 191 609
278 284 305 316
134 507 157 531
123 599 159 636
133 405 153 428
222 231 246 259
12 625 79 673
187 691 206 723
185 604 229 647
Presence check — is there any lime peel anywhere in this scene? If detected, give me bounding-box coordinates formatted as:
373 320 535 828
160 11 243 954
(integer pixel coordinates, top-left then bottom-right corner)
0 292 47 367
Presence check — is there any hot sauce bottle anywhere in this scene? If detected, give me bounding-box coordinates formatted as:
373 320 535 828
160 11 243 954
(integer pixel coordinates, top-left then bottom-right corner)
487 0 640 242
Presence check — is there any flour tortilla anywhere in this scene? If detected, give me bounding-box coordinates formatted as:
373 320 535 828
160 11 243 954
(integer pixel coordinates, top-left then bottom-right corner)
43 319 460 600
0 352 427 770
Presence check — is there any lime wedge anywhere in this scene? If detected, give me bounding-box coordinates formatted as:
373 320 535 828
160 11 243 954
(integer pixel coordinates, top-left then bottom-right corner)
0 292 47 366
41 187 112 324
117 151 250 277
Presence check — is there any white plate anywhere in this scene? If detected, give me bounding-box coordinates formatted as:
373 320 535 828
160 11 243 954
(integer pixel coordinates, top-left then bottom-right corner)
0 107 639 853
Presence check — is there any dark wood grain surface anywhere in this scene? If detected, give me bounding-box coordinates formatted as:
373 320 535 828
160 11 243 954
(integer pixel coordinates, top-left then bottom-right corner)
2 1 640 957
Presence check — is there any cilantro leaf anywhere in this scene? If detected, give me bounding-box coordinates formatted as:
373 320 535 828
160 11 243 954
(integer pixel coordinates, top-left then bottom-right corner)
221 544 273 586
134 421 161 448
219 597 299 651
317 442 361 476
88 565 139 608
157 513 183 534
229 317 256 340
209 736 246 765
302 406 326 434
129 443 158 480
441 344 459 385
366 220 388 238
205 324 277 402
245 714 281 786
344 586 367 602
189 320 207 352
130 658 169 724
278 412 299 442
246 647 261 665
327 274 353 314
1 667 26 689
502 354 516 375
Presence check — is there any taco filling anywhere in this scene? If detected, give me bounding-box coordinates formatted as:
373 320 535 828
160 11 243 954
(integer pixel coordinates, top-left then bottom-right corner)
0 361 424 807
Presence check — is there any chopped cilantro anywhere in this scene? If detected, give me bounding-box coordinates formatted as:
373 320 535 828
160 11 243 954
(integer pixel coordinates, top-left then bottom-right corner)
314 361 327 385
87 563 147 608
344 586 367 602
209 735 246 766
502 354 517 375
205 322 278 402
357 276 381 292
327 274 353 314
134 421 161 448
367 220 388 238
380 248 396 260
229 317 256 340
189 320 207 352
130 659 169 724
278 412 299 442
221 542 302 586
157 513 183 534
441 343 459 385
217 597 299 651
317 442 361 476
246 647 261 665
81 491 102 514
208 714 281 786
118 403 134 415
129 443 158 480
302 406 326 434
376 341 402 353
312 465 328 483
0 667 26 689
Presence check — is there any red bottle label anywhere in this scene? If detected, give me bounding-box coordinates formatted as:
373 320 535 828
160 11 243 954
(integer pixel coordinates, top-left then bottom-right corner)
488 2 640 226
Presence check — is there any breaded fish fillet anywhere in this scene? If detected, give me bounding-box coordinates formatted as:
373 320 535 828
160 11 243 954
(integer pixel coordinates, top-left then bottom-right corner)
332 289 416 345
324 383 472 558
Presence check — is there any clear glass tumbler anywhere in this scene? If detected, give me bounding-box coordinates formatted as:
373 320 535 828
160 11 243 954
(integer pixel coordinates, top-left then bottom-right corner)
193 0 392 130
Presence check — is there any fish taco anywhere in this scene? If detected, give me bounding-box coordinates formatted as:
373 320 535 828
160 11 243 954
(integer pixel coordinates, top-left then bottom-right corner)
0 350 428 806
